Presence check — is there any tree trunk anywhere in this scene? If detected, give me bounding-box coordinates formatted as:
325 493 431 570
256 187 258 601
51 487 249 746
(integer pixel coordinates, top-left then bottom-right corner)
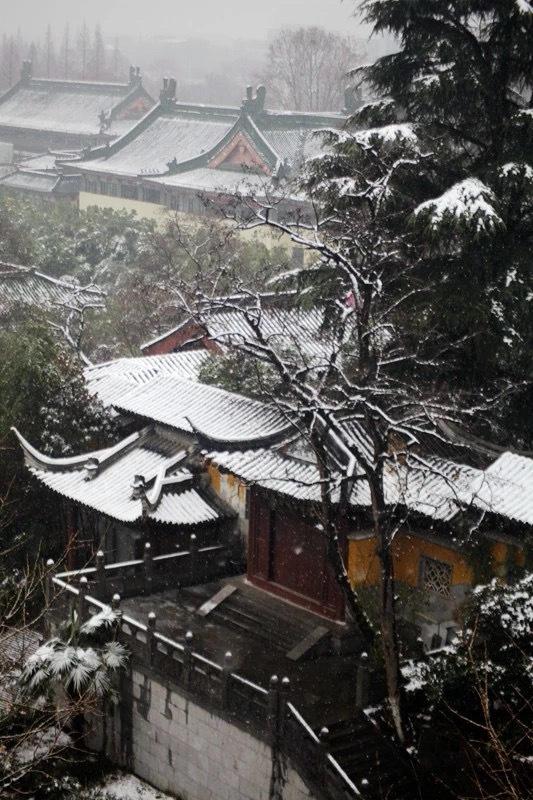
326 517 375 644
371 484 405 743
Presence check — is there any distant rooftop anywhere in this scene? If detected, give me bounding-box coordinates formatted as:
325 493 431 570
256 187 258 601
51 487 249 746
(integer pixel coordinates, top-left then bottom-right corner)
0 168 79 196
0 61 154 143
0 262 104 316
77 81 346 182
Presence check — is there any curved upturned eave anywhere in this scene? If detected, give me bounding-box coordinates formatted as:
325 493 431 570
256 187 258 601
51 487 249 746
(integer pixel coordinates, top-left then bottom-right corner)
10 426 143 473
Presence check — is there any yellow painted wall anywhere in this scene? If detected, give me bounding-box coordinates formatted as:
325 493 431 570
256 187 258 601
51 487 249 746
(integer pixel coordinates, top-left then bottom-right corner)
348 536 381 586
348 532 499 590
79 192 170 222
78 191 303 253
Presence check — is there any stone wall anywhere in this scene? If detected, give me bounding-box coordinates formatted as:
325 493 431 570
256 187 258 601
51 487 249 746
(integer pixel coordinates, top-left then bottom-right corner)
94 665 316 800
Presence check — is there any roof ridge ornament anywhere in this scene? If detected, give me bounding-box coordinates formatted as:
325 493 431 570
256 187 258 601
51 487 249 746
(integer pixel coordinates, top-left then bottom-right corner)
241 84 266 116
20 60 32 84
129 65 142 87
84 457 100 481
131 473 147 500
160 77 177 110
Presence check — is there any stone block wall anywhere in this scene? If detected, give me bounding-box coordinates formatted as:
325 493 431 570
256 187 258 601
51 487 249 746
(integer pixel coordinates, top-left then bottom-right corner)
94 665 316 800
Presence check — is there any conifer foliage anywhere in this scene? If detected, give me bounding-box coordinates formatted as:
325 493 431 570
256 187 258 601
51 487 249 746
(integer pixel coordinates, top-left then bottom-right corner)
354 0 533 443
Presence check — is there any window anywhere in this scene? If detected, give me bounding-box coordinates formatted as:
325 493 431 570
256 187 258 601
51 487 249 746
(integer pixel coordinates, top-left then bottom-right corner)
421 557 453 597
169 194 180 211
121 183 138 200
144 188 161 205
86 180 98 194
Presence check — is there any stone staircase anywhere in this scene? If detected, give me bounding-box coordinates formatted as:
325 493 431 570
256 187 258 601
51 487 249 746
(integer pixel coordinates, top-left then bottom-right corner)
207 587 325 656
320 714 423 800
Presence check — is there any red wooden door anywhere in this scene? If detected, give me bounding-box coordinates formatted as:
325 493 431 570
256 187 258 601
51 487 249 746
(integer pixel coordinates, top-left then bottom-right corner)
248 490 345 619
249 491 271 580
271 513 326 605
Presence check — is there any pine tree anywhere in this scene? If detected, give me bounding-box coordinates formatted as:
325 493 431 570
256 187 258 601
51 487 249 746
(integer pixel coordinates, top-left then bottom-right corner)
111 37 121 81
347 0 533 445
77 21 90 80
44 24 56 79
60 23 71 79
90 24 105 81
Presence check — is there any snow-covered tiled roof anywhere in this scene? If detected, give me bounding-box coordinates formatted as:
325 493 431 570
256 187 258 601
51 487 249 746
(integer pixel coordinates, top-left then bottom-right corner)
206 447 328 503
261 127 330 166
0 263 104 315
0 169 59 193
141 306 334 365
85 351 209 394
0 168 80 195
203 306 330 359
13 425 227 527
150 167 273 195
469 452 533 525
0 78 143 137
89 375 295 446
206 446 481 521
80 114 237 177
78 95 345 182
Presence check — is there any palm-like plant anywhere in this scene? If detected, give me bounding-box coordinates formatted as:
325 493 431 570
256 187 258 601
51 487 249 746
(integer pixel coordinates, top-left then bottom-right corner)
20 606 127 705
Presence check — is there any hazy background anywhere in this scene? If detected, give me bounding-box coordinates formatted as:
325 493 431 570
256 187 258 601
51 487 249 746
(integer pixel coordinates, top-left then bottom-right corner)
1 0 370 40
0 0 395 107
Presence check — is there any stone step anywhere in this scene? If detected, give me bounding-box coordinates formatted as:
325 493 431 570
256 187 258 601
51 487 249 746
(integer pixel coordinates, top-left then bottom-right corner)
315 715 422 800
210 595 317 652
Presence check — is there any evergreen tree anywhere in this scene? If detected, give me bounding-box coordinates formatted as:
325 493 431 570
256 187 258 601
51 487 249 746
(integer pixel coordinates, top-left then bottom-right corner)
44 24 56 79
90 24 105 81
350 0 533 444
77 22 90 80
60 24 71 79
0 318 115 557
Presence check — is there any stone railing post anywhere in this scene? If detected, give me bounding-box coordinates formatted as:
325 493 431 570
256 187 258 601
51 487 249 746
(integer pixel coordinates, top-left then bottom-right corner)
111 593 122 631
44 559 55 637
279 676 290 739
356 652 370 709
96 550 106 599
44 558 55 606
146 611 156 666
220 650 232 709
319 726 330 782
183 630 194 691
189 534 198 584
267 675 280 745
78 575 88 622
143 542 153 596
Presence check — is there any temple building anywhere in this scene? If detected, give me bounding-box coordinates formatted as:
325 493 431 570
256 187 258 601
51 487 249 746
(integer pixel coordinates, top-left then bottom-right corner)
15 359 533 649
75 81 351 220
140 293 329 357
0 62 154 154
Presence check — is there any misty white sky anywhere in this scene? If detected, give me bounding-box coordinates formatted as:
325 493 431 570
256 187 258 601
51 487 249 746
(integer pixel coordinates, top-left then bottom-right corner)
2 0 372 41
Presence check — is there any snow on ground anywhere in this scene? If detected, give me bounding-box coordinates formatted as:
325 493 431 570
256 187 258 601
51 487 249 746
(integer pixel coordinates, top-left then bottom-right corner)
90 772 177 800
13 727 72 765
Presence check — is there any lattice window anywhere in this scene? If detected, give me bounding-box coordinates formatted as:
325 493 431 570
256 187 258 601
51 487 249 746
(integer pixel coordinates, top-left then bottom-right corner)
421 557 452 597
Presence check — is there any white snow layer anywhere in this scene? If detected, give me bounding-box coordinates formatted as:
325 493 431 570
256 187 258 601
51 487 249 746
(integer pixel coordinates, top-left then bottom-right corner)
92 772 175 799
413 178 503 234
354 123 418 147
499 161 533 181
